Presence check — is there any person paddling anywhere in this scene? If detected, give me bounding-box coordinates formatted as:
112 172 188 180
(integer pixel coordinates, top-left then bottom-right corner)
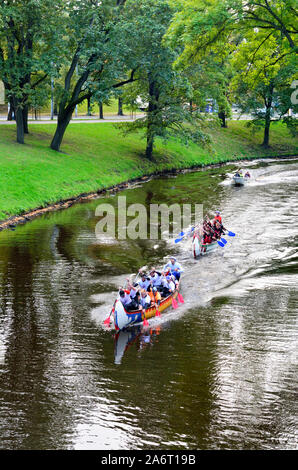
163 256 184 280
214 210 222 224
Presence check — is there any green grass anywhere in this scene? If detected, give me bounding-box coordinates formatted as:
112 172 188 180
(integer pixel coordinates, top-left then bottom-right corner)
0 120 297 221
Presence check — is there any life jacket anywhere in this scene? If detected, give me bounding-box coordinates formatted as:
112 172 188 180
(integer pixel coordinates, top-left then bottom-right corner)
203 234 212 244
149 290 161 303
214 215 222 224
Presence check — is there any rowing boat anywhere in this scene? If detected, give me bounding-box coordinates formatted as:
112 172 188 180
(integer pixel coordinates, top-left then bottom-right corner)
192 236 218 258
111 284 180 331
233 175 249 186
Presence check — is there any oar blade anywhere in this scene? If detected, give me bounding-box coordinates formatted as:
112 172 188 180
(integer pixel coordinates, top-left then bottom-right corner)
221 238 227 244
217 240 225 247
227 231 235 237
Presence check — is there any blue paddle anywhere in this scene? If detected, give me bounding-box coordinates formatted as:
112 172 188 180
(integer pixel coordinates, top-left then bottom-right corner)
175 227 195 243
227 231 235 237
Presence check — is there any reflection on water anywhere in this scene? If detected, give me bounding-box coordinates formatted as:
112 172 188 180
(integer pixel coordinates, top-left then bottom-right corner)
0 159 297 450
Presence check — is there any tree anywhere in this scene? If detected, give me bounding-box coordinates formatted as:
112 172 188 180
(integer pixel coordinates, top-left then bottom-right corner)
50 0 137 151
231 28 297 146
0 0 64 143
119 0 211 160
167 0 297 61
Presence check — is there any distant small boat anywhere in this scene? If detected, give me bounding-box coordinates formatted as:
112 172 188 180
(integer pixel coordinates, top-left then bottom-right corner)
192 236 218 258
233 175 250 186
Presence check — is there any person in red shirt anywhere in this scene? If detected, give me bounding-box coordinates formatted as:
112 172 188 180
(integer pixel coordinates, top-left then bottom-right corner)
214 210 222 224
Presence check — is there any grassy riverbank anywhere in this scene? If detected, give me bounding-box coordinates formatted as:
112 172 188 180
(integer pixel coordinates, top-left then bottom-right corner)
0 120 297 222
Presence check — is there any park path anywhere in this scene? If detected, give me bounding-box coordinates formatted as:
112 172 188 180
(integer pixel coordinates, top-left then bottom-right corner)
0 114 144 125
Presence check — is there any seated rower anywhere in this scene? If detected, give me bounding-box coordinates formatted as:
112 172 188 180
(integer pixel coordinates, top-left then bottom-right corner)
149 268 163 290
168 275 177 293
163 256 184 280
160 273 171 297
203 226 213 244
214 210 222 224
245 171 251 178
211 221 222 240
140 289 151 310
148 286 161 306
138 272 151 291
118 289 136 312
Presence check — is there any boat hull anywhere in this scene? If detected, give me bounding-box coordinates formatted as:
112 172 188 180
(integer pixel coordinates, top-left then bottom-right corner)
233 176 249 186
112 288 179 330
192 237 217 258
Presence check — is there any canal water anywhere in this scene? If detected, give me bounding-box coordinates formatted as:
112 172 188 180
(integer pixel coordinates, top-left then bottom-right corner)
0 158 297 450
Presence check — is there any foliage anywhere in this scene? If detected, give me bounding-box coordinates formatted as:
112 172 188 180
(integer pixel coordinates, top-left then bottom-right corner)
118 0 212 159
0 0 65 141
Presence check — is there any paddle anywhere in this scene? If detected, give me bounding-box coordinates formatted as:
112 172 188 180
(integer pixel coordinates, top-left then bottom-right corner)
172 297 178 309
177 293 184 303
104 301 116 326
174 227 195 243
206 222 227 247
227 231 236 237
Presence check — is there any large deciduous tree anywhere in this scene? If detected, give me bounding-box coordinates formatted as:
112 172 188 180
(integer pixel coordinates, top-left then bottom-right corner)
0 0 64 144
231 28 297 147
119 0 210 160
50 0 137 152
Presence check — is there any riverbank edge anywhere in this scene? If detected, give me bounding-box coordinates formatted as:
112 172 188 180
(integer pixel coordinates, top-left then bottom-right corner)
1 152 297 232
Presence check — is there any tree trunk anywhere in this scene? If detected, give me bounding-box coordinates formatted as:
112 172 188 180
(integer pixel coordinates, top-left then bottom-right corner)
118 97 124 116
23 106 29 133
262 112 271 147
145 74 159 160
145 133 154 160
218 111 227 128
7 97 15 120
87 96 92 116
262 82 274 147
15 105 25 144
99 103 104 119
189 100 193 115
50 112 73 151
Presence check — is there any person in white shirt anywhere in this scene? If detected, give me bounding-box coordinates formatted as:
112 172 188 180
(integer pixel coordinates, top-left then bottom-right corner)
138 273 151 290
118 290 132 307
140 290 151 310
149 268 162 289
163 257 184 280
168 276 176 292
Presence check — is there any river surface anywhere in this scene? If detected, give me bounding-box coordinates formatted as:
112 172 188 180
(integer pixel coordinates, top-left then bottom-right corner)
0 158 297 450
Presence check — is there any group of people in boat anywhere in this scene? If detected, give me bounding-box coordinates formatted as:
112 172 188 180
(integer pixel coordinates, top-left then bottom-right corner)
194 211 226 245
234 169 251 178
117 256 184 313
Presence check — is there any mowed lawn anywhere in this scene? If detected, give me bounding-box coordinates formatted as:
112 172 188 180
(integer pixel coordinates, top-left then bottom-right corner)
0 120 297 221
